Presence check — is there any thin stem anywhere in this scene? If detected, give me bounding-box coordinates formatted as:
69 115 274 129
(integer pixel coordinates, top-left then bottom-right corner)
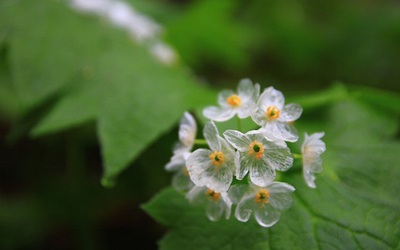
194 139 208 145
236 116 242 131
292 153 303 159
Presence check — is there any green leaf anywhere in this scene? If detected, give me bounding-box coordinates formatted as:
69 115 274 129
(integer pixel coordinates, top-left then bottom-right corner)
1 0 216 183
144 98 400 249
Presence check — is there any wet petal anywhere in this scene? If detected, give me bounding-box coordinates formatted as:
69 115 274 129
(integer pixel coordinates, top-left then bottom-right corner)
221 192 232 219
186 185 207 204
235 195 254 222
228 184 252 204
237 78 255 102
251 107 267 126
223 130 252 151
179 112 197 147
268 182 295 209
236 152 251 180
172 168 194 192
263 142 293 171
203 106 236 122
249 158 276 187
206 199 225 221
254 204 281 228
217 89 236 107
204 163 234 192
203 122 221 151
258 87 285 110
275 121 299 142
279 103 303 122
186 149 214 186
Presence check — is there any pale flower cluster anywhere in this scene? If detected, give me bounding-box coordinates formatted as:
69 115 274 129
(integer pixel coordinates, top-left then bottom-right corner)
166 79 326 227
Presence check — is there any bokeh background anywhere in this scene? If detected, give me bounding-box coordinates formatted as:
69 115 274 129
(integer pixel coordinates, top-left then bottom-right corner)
0 0 399 249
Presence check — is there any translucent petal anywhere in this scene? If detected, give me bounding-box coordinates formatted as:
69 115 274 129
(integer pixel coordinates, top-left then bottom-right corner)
186 149 214 187
253 83 260 100
302 132 326 155
206 199 225 221
251 107 267 126
228 185 252 204
221 192 232 219
217 89 235 107
273 121 299 142
204 163 234 192
279 103 303 122
263 142 293 171
165 150 186 171
237 78 255 102
303 170 317 188
302 132 326 188
267 181 296 193
203 122 221 151
172 169 194 192
258 87 285 110
186 185 207 204
179 112 197 147
254 204 281 228
235 195 254 222
269 192 294 210
203 106 236 122
223 130 252 151
219 136 236 156
236 104 254 119
249 158 276 187
236 152 251 180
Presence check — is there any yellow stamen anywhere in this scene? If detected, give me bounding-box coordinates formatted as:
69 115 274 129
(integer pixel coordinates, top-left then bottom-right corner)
207 188 221 201
226 94 242 107
254 189 269 207
249 141 264 159
209 151 225 166
183 166 189 176
266 105 280 120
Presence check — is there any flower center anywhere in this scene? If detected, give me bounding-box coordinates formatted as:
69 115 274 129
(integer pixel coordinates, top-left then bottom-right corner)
249 141 264 159
209 151 225 166
266 105 280 120
226 94 242 107
254 189 269 206
207 188 221 201
183 166 189 176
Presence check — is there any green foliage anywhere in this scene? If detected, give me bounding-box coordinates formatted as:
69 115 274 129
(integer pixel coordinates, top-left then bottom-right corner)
0 0 215 183
144 93 400 249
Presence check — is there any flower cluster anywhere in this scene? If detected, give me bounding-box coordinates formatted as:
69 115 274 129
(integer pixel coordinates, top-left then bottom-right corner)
165 79 326 227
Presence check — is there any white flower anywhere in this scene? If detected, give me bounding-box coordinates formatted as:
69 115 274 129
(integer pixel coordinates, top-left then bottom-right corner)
186 122 236 192
251 87 302 142
187 186 232 221
165 112 197 191
302 132 326 188
223 130 293 187
203 79 260 122
229 182 295 228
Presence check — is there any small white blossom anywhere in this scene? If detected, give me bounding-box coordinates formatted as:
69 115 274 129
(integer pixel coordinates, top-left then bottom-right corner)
187 186 232 221
229 182 295 227
223 130 293 187
302 132 326 188
165 112 197 191
251 87 302 142
203 79 260 122
186 122 236 192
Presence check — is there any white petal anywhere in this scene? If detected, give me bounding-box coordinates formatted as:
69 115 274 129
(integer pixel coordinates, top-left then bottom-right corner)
204 164 234 192
203 106 236 122
186 185 207 203
206 199 225 221
249 158 276 187
251 107 267 127
267 181 296 193
236 152 251 180
217 90 236 107
228 185 252 204
179 112 197 147
186 149 214 187
279 103 303 122
172 169 194 192
237 78 255 102
254 205 281 228
221 192 232 219
258 87 285 110
236 104 254 119
203 122 221 151
223 130 251 151
302 132 326 188
165 151 186 171
219 136 236 156
269 193 294 210
272 121 299 142
263 142 293 171
235 194 254 222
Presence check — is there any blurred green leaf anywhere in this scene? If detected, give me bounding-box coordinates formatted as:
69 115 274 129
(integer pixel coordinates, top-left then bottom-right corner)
144 98 400 249
0 0 216 183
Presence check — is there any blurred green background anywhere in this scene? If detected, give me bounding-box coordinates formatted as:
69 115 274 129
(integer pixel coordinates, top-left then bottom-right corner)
0 0 399 249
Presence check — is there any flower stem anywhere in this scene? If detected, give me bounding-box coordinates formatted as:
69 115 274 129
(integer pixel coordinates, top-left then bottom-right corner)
292 153 303 159
194 139 207 145
236 116 242 131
